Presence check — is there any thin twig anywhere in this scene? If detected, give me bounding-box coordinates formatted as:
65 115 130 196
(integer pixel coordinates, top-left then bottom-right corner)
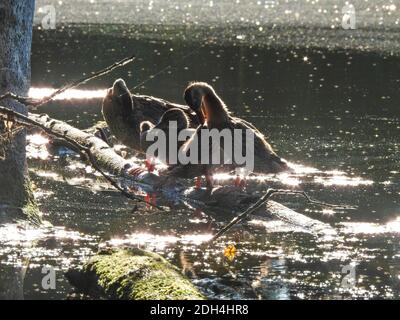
130 46 201 91
0 105 165 211
0 92 35 106
208 188 354 243
0 55 136 108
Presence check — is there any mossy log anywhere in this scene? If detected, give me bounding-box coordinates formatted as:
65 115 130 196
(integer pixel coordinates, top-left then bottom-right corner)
66 248 205 300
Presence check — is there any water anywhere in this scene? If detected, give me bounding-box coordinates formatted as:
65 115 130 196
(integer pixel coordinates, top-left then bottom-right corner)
33 0 400 55
1 17 400 299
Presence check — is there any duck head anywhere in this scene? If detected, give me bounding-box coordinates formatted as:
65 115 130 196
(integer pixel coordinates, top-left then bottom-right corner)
184 82 211 124
140 121 154 133
102 79 133 118
155 108 189 131
184 82 229 126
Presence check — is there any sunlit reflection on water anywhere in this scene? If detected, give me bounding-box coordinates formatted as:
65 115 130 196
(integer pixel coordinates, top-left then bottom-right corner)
106 232 213 250
26 134 50 160
321 208 335 216
288 162 321 174
213 163 373 188
314 175 374 187
0 223 98 275
249 219 307 233
27 134 49 146
28 87 106 100
0 223 94 245
0 224 46 244
340 217 400 234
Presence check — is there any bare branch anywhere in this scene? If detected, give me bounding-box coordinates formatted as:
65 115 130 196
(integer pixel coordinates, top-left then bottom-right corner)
0 92 35 105
0 54 136 108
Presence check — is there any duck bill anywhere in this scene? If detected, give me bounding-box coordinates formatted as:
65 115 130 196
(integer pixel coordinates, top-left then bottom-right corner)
112 79 129 96
195 110 205 124
195 102 207 124
110 78 133 111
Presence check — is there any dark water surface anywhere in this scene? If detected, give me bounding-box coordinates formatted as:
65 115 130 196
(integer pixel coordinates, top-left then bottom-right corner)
1 25 399 299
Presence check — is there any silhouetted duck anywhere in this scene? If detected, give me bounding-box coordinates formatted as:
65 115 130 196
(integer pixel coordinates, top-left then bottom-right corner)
102 79 139 149
184 82 291 175
163 106 227 190
184 82 260 131
140 108 194 164
102 79 200 151
165 136 217 190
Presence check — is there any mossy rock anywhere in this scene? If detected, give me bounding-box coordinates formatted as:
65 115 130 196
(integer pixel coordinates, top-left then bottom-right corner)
66 248 206 300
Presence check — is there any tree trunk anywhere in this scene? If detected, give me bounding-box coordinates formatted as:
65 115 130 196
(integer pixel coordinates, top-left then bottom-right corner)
0 0 38 222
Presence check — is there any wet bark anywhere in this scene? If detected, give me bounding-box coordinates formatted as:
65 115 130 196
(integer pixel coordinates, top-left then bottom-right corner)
0 0 38 222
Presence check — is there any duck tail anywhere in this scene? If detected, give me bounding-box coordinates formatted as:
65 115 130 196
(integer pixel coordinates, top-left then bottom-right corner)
269 154 294 173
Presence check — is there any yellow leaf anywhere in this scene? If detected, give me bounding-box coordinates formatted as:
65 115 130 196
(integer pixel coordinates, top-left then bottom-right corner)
223 244 237 261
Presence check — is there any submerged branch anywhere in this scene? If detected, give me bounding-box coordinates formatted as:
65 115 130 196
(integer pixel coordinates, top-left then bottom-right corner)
0 92 36 106
208 188 353 243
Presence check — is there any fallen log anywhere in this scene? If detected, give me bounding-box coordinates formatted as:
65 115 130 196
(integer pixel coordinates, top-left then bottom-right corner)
26 111 335 236
29 113 130 177
65 248 206 300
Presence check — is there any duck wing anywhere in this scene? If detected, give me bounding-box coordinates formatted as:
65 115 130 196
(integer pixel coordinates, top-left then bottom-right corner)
230 115 261 133
132 94 200 126
228 118 290 173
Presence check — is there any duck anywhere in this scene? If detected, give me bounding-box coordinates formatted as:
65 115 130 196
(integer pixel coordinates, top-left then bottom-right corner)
184 83 262 132
160 90 233 190
102 79 140 150
163 142 218 190
140 108 195 165
102 79 200 151
183 82 292 175
161 119 215 190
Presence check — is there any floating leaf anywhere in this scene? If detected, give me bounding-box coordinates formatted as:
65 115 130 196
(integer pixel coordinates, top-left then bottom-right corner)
223 244 237 261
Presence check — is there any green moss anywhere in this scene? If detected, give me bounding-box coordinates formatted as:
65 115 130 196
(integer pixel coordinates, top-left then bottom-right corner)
22 178 43 226
70 248 205 300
